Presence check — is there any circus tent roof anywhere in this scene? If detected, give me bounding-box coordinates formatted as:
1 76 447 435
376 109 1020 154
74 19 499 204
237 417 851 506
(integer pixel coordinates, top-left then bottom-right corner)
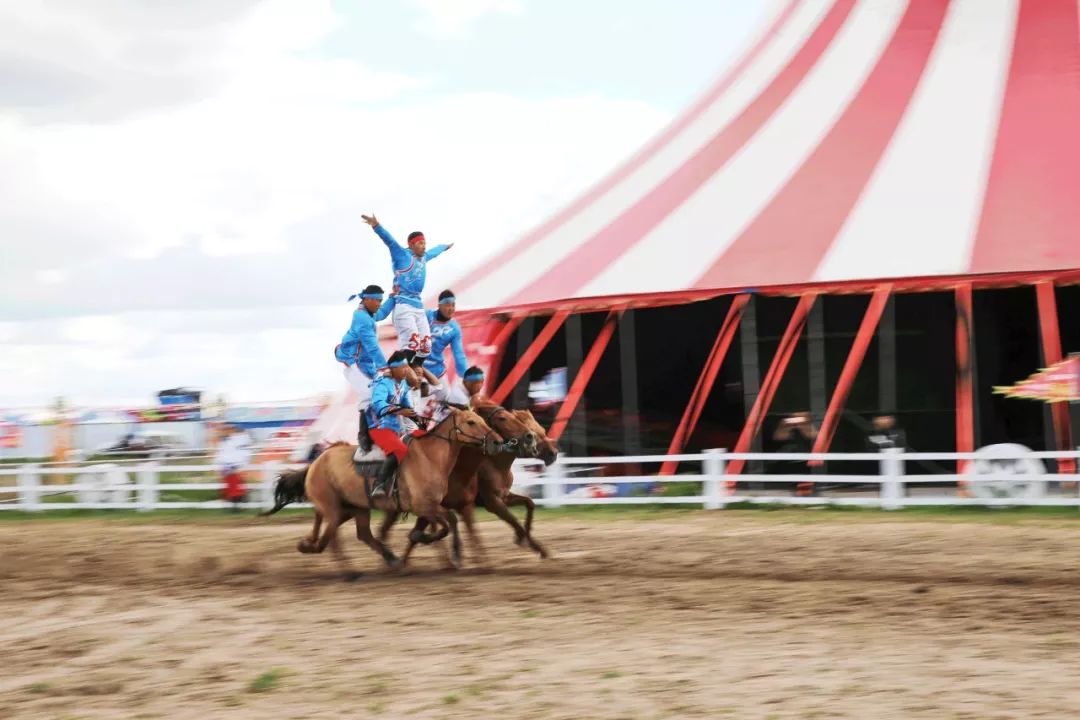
448 0 1080 313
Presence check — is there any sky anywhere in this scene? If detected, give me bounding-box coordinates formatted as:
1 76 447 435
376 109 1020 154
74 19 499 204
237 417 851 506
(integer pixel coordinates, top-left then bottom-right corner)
0 0 768 408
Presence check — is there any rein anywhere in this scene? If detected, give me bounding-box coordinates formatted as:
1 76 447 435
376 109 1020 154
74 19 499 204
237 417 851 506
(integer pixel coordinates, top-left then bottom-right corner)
421 411 496 453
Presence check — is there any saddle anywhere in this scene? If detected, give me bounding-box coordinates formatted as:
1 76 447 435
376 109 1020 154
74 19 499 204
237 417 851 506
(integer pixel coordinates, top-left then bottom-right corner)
352 438 417 507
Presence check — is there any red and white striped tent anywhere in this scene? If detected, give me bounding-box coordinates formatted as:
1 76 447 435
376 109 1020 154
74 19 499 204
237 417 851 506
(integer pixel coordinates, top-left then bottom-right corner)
446 0 1080 467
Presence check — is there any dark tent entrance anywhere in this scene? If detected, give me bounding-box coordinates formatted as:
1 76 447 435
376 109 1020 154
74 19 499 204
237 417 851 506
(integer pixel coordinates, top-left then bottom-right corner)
490 283 1080 470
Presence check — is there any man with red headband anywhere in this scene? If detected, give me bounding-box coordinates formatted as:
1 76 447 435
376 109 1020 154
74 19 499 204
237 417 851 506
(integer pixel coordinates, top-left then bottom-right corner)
361 213 453 367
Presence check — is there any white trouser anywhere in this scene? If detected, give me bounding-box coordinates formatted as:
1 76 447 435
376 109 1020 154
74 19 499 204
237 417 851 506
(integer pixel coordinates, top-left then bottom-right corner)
429 379 469 406
393 302 431 356
420 377 470 424
342 365 374 410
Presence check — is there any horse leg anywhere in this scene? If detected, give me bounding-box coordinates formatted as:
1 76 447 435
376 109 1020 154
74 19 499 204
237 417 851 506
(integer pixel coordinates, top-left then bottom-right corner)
329 509 356 568
425 508 461 569
298 511 323 554
312 503 344 554
355 510 401 570
506 492 537 540
460 504 490 567
400 518 429 567
378 509 400 543
445 509 462 569
482 491 549 559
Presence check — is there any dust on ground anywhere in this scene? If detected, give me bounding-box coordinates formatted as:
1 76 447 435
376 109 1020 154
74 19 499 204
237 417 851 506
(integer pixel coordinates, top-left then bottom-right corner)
2 510 1080 719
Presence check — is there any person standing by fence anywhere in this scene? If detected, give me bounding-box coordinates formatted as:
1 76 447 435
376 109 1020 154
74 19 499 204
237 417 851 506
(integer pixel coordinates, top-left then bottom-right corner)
216 424 253 511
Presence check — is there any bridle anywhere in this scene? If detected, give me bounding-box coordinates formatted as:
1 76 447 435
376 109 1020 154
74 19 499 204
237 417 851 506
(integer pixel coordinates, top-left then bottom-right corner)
473 404 527 454
423 409 499 454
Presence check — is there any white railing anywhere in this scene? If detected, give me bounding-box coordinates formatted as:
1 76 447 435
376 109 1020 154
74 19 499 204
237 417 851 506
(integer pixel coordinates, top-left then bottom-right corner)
1 448 1079 512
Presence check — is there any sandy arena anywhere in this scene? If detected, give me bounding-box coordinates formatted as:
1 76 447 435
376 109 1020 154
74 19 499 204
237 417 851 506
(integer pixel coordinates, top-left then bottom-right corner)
3 510 1080 719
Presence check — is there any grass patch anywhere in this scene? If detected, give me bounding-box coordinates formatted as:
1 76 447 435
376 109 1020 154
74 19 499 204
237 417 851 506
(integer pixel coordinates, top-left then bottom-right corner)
601 670 622 680
2 504 1080 527
248 669 285 693
520 609 540 618
442 693 460 705
657 480 702 498
25 682 52 694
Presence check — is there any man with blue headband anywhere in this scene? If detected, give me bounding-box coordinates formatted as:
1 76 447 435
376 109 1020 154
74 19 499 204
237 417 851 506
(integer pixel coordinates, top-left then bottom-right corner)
334 284 393 461
361 212 453 366
421 289 470 409
367 350 418 499
461 366 488 407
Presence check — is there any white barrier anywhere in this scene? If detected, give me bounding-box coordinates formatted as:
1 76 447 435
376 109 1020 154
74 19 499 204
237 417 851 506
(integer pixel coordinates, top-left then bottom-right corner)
1 448 1079 511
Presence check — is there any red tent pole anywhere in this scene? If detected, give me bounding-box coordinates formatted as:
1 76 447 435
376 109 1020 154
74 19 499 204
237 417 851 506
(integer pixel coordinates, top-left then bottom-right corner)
548 311 621 443
1035 281 1074 473
955 283 976 461
491 310 570 405
483 314 525 396
727 294 817 479
810 284 893 461
660 294 750 475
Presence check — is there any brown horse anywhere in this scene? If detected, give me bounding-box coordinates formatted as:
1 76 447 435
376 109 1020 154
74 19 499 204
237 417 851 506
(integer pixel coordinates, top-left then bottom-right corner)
380 403 558 563
261 407 503 570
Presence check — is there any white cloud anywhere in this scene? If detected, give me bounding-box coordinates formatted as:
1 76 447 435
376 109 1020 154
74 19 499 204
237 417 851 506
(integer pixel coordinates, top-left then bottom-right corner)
409 0 524 36
36 268 69 286
0 306 354 407
0 0 672 406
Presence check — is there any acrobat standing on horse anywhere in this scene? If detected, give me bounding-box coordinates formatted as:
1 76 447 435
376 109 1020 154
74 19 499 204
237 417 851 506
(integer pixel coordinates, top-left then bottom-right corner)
361 212 453 368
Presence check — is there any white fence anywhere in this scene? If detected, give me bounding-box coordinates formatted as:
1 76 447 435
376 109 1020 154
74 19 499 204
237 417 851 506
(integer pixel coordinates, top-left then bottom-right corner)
3 447 1080 512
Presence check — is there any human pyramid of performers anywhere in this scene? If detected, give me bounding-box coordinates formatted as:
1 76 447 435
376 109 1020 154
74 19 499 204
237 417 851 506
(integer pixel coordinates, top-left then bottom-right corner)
334 213 485 500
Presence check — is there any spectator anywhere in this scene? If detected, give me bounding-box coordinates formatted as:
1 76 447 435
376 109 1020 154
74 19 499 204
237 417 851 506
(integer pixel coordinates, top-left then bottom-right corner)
867 414 906 451
215 424 253 511
771 412 818 494
772 411 817 453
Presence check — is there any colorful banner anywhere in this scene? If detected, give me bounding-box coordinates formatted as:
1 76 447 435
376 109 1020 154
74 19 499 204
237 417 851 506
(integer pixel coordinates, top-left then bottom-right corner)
994 356 1080 402
0 421 20 449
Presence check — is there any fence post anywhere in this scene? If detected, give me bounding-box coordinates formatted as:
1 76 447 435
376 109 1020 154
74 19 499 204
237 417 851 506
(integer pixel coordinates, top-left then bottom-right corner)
105 465 132 507
261 462 280 512
138 462 158 512
703 449 727 510
879 448 905 510
543 458 565 509
18 464 41 512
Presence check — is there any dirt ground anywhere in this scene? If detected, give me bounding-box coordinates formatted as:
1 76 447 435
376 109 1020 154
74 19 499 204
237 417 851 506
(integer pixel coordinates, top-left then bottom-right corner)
2 510 1080 719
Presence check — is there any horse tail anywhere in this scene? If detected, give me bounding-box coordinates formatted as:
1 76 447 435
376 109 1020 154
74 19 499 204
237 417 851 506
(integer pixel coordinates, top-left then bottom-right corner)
258 466 309 516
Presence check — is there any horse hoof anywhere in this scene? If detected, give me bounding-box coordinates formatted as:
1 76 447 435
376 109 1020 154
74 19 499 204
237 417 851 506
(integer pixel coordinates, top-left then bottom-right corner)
297 540 316 554
514 534 526 547
385 555 403 571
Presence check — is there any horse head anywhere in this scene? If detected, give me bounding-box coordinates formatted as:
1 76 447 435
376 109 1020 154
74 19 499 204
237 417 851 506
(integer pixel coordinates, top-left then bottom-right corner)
472 402 540 458
512 409 559 466
443 406 505 457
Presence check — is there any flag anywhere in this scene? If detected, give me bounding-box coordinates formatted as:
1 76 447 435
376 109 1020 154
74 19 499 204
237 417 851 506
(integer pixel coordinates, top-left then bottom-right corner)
993 356 1080 402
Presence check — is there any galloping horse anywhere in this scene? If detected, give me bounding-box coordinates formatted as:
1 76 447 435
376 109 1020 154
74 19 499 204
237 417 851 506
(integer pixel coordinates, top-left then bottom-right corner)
380 403 558 563
261 407 503 570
